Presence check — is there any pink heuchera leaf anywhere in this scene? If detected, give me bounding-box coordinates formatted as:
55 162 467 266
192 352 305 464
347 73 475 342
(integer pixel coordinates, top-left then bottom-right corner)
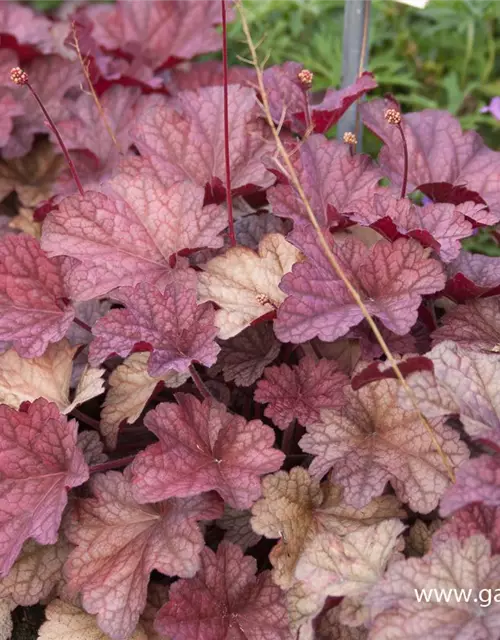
42 158 224 300
167 60 255 94
65 471 222 640
366 535 500 640
373 194 473 262
5 56 83 159
0 234 74 357
264 62 377 135
433 504 500 555
0 398 88 577
445 251 500 302
361 100 500 219
299 379 468 513
210 323 281 387
440 456 500 516
0 89 24 149
85 0 224 71
350 319 417 360
89 277 219 377
0 2 53 55
403 341 500 447
155 541 290 640
432 297 500 351
54 86 142 190
267 135 382 229
132 86 275 196
130 393 285 509
255 356 348 429
275 231 445 343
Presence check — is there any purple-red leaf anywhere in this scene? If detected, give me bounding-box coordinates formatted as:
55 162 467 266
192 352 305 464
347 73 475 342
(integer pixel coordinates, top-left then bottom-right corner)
64 471 222 640
440 456 500 516
373 194 473 262
255 356 348 429
267 135 382 229
299 379 468 513
433 504 500 555
0 398 88 577
131 86 274 196
42 158 224 300
155 541 290 640
0 234 74 357
264 63 377 135
445 251 500 302
85 0 224 71
361 100 500 219
130 393 285 509
275 231 445 343
88 277 220 377
432 297 500 351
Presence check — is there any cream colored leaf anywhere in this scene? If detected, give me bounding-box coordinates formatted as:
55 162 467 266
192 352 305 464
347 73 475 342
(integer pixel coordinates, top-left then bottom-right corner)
286 581 325 640
0 340 77 409
38 599 148 640
0 339 105 414
198 233 302 339
100 352 189 449
251 467 405 589
295 520 406 597
64 366 106 414
9 206 41 238
0 538 69 605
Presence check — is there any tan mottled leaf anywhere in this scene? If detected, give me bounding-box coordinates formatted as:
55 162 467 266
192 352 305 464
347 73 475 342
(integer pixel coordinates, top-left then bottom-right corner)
198 233 302 339
100 352 189 449
38 599 148 640
251 467 405 589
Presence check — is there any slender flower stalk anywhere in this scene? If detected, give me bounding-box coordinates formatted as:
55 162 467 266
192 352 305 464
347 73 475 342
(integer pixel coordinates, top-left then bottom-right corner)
221 0 236 246
10 67 85 196
384 107 408 198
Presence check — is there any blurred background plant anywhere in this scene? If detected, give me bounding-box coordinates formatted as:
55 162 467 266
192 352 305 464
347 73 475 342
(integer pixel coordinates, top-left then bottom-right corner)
30 0 500 253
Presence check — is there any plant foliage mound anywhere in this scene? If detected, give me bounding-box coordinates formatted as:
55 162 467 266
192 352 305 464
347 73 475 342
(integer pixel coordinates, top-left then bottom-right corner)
0 1 499 639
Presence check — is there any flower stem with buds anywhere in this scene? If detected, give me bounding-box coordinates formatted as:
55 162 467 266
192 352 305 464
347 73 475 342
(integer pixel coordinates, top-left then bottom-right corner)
10 67 84 197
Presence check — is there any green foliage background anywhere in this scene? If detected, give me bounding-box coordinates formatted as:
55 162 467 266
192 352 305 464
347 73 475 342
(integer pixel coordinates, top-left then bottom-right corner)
29 0 500 253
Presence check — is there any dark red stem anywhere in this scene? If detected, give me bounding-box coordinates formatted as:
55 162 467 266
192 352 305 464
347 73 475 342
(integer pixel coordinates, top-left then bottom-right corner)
89 454 137 475
73 317 92 333
397 122 408 199
221 0 236 247
189 364 211 400
71 408 100 431
26 82 84 197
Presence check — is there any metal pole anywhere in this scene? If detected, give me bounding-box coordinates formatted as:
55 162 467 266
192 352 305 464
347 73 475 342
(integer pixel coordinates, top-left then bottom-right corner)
337 0 371 149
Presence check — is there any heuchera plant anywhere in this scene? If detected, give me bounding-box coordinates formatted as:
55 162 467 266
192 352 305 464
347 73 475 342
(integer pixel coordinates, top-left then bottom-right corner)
0 1 500 639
